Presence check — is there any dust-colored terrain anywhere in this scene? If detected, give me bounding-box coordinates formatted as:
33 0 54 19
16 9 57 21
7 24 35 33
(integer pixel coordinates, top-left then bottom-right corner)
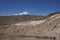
0 12 60 40
0 15 47 25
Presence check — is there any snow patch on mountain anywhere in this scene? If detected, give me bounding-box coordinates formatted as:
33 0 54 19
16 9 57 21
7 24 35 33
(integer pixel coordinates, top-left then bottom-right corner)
14 11 30 15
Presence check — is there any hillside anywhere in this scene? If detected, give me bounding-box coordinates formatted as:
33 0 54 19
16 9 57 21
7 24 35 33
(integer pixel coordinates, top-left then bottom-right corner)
0 12 60 40
0 15 47 25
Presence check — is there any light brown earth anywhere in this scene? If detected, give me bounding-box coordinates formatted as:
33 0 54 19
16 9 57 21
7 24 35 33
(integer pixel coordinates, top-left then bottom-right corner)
0 12 60 40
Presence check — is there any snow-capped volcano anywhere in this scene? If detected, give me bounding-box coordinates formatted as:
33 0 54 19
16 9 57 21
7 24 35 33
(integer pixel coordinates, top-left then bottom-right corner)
15 11 30 15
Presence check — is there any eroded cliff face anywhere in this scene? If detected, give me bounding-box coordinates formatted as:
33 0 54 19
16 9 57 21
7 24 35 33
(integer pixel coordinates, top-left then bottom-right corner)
0 13 60 40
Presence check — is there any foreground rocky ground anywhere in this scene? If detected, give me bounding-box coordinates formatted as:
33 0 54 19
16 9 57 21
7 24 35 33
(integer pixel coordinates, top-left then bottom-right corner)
0 12 60 40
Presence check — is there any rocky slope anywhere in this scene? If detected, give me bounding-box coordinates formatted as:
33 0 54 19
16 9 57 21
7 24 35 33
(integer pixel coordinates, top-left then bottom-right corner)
0 12 60 40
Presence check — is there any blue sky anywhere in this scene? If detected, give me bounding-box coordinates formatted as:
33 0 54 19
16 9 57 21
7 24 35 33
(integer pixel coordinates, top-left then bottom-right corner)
0 0 60 16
